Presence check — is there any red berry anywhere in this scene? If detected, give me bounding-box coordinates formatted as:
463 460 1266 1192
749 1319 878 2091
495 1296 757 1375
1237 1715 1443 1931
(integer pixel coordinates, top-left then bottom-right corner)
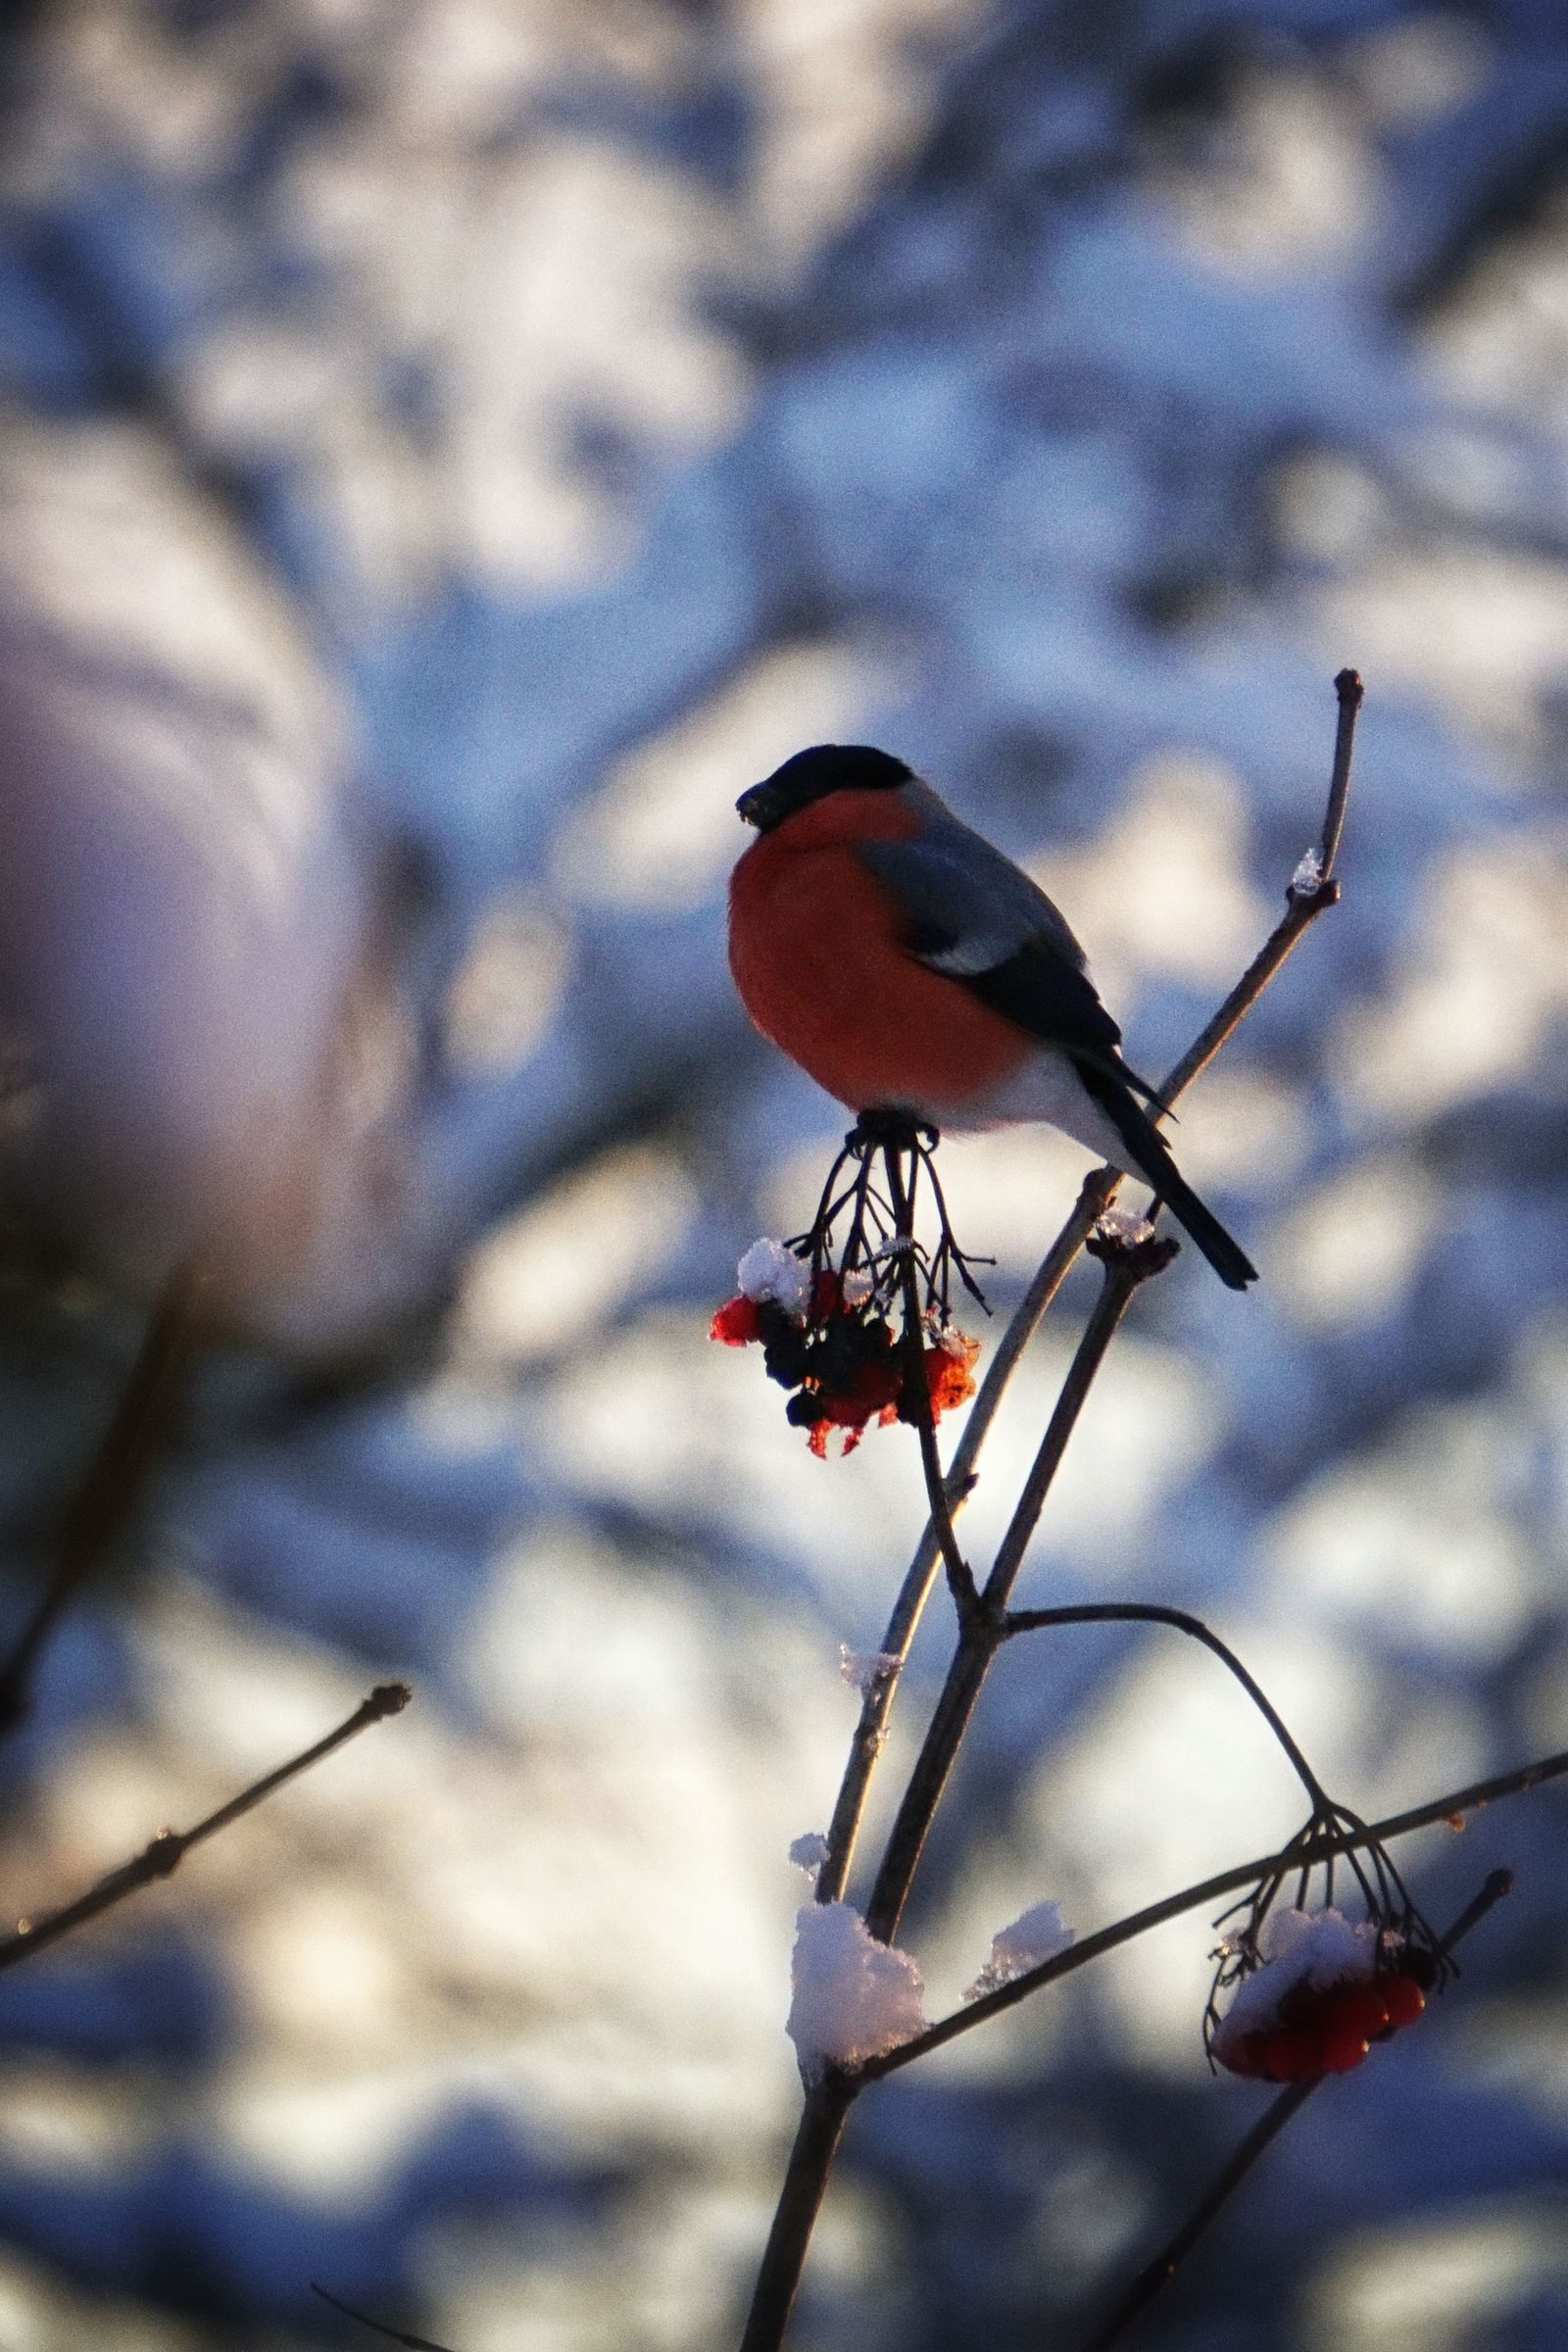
924 1332 980 1418
710 1295 762 1346
1329 1983 1391 2042
1319 2021 1374 2073
809 1270 846 1319
1263 2027 1320 2080
1378 1974 1426 2034
1217 1968 1399 2081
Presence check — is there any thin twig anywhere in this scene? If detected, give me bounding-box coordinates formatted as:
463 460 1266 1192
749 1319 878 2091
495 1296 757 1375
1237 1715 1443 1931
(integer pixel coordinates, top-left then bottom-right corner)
863 1263 1143 1944
738 2076 856 2352
312 2280 456 2351
858 1756 1559 2080
1078 1865 1512 2352
1318 667 1362 882
815 1171 1107 1909
1086 2081 1317 2352
0 1261 209 1739
1002 1603 1327 1808
0 1684 412 1974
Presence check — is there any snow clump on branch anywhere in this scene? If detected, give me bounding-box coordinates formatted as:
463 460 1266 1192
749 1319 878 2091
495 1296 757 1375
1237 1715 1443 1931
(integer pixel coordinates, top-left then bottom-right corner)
787 1902 926 2074
788 1832 830 1878
966 1898 1074 1999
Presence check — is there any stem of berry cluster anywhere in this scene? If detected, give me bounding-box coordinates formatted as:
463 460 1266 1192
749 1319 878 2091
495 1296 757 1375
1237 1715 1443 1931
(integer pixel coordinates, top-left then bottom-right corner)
880 1141 977 1617
1002 1602 1329 1809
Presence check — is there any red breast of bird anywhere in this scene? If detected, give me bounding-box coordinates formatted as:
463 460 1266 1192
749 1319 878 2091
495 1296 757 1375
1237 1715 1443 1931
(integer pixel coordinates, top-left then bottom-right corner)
727 777 1128 1165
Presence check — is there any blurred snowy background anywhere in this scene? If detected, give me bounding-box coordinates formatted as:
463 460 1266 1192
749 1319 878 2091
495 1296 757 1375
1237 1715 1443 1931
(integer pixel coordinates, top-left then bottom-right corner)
0 0 1564 2345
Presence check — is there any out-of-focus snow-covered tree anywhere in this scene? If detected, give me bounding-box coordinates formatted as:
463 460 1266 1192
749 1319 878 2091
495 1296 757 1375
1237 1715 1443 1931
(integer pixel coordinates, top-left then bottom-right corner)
0 2 1563 2348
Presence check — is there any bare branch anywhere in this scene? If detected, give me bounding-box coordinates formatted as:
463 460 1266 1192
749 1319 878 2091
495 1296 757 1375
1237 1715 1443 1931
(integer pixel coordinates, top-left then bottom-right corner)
1319 666 1363 882
312 2280 457 2351
743 676 1369 2352
0 1684 412 1974
858 1758 1559 2080
864 1261 1144 1944
738 2076 856 2352
1078 1866 1512 2352
0 1260 210 1740
815 1170 1106 1909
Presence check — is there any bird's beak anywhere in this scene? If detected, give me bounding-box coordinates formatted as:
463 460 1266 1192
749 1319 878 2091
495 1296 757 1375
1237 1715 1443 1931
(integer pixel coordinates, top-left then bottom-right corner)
736 781 783 829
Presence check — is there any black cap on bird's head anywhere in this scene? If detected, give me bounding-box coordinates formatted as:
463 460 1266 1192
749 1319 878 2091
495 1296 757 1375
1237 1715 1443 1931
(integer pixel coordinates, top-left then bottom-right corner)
737 744 914 833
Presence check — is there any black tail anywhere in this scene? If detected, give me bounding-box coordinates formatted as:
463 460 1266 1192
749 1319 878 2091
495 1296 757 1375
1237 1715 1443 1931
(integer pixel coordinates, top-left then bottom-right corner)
1078 1065 1257 1291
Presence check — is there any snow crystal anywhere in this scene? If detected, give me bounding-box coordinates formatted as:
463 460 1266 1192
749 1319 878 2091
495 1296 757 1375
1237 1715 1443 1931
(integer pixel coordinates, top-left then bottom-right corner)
1218 1905 1378 2036
736 1238 811 1315
1291 845 1325 897
967 1898 1073 1998
787 1901 927 2072
839 1645 901 1697
789 1832 830 1877
1093 1207 1155 1249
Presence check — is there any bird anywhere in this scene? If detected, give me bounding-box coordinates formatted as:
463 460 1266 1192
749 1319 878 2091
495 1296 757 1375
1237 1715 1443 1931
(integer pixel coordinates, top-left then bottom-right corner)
727 743 1256 1290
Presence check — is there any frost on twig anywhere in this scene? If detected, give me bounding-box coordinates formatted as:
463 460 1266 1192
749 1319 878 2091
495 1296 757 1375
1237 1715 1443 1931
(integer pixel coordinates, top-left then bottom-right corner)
1290 845 1325 898
966 1898 1074 2000
1091 1207 1155 1250
787 1902 926 2075
838 1646 900 1699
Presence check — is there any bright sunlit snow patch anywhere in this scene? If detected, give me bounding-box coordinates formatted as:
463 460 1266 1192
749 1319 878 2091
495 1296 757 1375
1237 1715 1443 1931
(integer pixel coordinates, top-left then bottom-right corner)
787 1903 926 2073
966 1898 1074 1999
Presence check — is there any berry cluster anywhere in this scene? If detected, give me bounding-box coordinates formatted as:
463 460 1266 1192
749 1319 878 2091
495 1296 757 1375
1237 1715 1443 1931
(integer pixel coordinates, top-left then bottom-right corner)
1205 1785 1450 2089
710 1117 987 1459
1210 1911 1435 2081
712 1245 978 1458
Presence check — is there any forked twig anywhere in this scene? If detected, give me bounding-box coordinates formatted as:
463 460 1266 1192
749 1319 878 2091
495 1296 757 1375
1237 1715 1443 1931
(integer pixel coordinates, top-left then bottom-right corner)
864 1257 1147 1942
0 1683 411 1974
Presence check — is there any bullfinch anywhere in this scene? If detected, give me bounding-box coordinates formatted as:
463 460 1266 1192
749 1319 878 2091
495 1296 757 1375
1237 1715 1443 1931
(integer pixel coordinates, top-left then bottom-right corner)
728 743 1256 1291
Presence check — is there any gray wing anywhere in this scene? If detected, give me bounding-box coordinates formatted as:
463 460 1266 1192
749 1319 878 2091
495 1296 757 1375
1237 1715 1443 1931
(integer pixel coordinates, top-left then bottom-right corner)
858 796 1089 976
858 799 1166 1102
